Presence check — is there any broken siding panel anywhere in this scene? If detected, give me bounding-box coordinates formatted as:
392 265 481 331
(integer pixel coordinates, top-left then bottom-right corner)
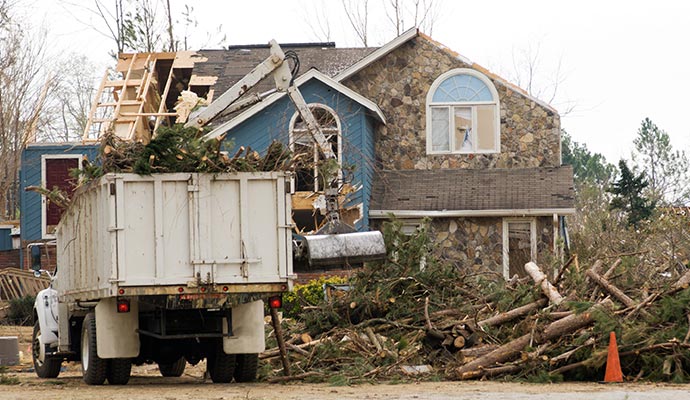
221 79 377 231
20 144 99 242
359 114 376 229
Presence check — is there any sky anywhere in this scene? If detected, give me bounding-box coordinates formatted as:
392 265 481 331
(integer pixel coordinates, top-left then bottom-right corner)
24 0 690 165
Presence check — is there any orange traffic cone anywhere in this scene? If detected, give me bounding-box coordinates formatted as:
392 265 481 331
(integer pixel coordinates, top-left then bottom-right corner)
604 331 623 382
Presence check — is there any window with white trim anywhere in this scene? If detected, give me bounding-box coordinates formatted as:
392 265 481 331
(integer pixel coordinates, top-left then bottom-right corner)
502 218 537 279
289 104 341 192
426 69 500 154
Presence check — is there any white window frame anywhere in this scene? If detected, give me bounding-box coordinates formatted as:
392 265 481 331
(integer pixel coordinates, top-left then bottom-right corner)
41 154 82 239
426 68 500 155
502 218 537 280
288 103 342 191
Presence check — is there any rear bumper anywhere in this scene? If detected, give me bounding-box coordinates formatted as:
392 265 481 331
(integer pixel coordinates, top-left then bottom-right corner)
60 282 291 303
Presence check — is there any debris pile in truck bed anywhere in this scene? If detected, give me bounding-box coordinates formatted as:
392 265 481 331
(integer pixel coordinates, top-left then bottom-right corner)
36 125 298 210
92 125 296 176
260 219 690 384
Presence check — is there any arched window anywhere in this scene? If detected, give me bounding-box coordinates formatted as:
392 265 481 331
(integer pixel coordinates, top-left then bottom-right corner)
289 104 342 192
426 69 500 154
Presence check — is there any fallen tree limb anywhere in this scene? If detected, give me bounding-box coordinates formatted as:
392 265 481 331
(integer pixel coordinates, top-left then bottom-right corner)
267 371 323 383
585 268 636 308
477 298 548 329
456 300 613 379
525 262 563 305
589 259 621 302
260 337 328 360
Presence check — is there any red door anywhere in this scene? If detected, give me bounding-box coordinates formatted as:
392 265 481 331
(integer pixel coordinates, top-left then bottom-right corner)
44 158 79 234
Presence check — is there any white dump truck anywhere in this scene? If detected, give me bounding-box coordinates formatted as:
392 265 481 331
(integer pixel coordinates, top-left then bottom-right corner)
31 40 386 385
32 172 294 384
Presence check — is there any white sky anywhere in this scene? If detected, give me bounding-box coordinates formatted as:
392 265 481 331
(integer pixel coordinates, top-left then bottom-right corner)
24 0 690 164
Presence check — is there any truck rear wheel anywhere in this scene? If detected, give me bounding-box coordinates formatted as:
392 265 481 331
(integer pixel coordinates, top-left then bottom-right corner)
207 343 236 383
32 320 62 378
106 358 132 385
81 313 107 385
158 357 186 377
233 353 259 382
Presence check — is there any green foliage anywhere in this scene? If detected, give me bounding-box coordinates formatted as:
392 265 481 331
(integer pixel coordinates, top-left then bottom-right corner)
632 117 690 205
0 367 19 385
71 125 295 184
282 276 348 319
7 295 34 326
562 130 617 186
608 159 656 227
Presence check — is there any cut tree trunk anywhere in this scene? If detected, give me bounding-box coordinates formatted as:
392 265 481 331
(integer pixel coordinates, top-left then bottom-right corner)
477 298 548 329
525 262 563 305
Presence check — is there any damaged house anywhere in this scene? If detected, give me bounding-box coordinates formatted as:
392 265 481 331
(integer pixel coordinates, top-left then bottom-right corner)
19 28 573 278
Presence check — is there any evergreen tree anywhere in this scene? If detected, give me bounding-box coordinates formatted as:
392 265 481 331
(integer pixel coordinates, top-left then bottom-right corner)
632 118 690 205
562 130 617 186
608 160 656 227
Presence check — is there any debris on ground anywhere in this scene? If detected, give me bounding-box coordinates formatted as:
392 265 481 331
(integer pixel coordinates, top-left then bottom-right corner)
259 218 690 384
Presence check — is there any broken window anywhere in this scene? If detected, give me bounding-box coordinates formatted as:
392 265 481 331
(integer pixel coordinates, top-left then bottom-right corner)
502 219 536 279
426 69 499 154
289 104 341 192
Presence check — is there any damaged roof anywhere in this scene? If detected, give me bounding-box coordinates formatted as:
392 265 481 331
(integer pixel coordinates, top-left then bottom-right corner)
370 166 575 217
195 44 376 94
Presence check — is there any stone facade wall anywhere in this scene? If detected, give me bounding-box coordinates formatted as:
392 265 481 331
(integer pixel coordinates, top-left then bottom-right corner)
426 216 556 277
344 37 561 170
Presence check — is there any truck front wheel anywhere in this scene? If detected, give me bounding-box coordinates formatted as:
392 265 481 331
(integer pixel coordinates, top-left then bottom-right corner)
233 353 258 382
81 313 107 385
32 321 62 378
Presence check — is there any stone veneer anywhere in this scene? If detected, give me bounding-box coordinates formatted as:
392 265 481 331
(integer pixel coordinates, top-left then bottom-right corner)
344 37 561 170
427 216 556 277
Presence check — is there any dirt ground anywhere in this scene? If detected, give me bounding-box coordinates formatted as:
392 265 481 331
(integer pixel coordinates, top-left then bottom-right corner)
2 325 689 400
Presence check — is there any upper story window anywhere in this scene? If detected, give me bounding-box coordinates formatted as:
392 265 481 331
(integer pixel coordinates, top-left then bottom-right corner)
426 68 500 154
289 104 341 192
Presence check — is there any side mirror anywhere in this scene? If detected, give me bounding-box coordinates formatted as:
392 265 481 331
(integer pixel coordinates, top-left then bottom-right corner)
30 245 42 271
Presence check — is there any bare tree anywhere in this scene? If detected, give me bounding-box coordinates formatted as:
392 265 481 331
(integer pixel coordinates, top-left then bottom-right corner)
384 0 442 36
75 1 225 55
304 0 333 43
0 2 54 219
509 41 575 115
342 0 369 46
41 55 98 142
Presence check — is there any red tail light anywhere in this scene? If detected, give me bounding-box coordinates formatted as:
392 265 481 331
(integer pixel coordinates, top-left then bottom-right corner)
117 298 130 313
268 295 282 309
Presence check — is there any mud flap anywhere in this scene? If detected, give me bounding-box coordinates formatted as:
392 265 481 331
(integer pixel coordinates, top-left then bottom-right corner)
222 300 265 354
95 298 140 358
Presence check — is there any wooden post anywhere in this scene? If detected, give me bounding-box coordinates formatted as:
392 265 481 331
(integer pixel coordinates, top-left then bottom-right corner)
270 307 291 376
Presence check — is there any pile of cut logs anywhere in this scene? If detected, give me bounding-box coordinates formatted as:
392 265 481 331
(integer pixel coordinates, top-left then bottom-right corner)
261 257 690 383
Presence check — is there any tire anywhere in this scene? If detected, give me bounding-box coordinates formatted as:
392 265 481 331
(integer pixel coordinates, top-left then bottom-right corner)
207 342 236 383
81 313 107 385
32 320 62 378
233 353 258 382
158 357 186 377
106 358 132 385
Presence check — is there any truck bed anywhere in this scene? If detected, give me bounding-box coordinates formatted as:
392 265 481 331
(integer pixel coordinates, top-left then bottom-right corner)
55 172 293 301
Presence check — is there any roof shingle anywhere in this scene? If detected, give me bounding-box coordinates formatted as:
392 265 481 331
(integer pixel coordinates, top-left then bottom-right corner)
371 166 575 213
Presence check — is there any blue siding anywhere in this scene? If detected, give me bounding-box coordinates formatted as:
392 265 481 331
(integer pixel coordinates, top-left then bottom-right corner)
223 79 379 231
20 144 99 242
0 228 11 251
